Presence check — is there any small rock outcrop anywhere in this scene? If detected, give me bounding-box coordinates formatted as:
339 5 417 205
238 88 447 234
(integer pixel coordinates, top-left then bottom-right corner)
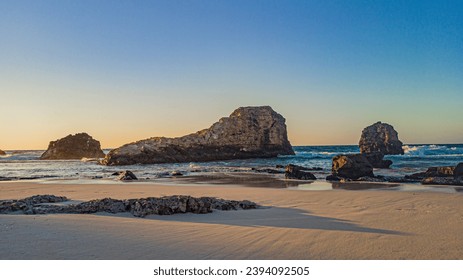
0 195 259 217
102 106 294 165
40 133 105 160
422 177 463 186
405 164 463 186
406 166 455 180
285 164 316 180
0 149 5 156
331 154 374 179
359 122 404 168
114 170 138 181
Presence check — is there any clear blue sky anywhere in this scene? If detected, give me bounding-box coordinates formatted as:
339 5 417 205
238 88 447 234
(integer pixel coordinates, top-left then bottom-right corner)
1 0 462 149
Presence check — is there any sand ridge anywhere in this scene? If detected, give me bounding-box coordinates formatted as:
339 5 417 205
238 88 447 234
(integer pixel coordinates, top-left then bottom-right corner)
1 181 462 259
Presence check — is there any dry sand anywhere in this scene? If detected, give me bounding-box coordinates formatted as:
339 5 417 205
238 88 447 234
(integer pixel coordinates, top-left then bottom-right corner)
1 180 462 259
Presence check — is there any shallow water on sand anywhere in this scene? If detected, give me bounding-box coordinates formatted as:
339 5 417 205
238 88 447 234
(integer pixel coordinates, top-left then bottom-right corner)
0 145 462 189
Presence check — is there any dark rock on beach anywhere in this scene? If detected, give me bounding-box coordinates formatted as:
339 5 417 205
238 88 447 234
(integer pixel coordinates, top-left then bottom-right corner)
40 133 105 160
114 170 138 181
359 122 404 155
0 149 5 156
331 154 374 180
102 106 294 165
406 166 455 180
0 195 259 217
285 164 316 180
404 164 463 186
422 177 463 186
0 195 68 214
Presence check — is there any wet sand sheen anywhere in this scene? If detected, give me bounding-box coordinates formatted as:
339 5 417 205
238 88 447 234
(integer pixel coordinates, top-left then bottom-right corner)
1 181 463 259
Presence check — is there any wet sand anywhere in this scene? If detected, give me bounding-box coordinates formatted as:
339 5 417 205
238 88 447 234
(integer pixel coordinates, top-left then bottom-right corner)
1 179 462 259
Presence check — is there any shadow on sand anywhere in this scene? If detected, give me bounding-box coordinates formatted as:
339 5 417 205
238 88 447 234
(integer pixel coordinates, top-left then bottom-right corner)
140 206 407 236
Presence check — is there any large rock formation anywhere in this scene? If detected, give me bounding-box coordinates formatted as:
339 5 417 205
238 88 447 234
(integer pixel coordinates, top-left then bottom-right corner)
331 154 374 179
359 122 404 154
0 149 5 156
102 106 294 165
359 122 404 168
40 133 105 160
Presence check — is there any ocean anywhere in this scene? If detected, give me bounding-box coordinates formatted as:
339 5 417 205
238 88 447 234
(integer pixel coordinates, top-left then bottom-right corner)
1 144 462 182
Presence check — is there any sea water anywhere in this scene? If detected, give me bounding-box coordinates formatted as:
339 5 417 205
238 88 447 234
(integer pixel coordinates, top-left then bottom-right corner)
1 144 462 181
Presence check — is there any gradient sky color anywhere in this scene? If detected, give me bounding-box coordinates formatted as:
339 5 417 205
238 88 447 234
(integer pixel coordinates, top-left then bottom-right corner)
1 0 462 149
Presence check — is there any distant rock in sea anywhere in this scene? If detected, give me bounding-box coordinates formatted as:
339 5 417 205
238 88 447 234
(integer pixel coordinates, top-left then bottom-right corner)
102 106 294 166
40 133 105 160
359 121 404 168
0 149 5 156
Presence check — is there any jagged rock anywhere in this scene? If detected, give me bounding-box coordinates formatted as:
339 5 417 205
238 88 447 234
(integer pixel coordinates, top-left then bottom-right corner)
359 122 404 155
422 177 463 186
0 149 5 156
115 171 138 181
102 106 294 165
0 195 68 214
285 164 316 180
454 163 463 179
406 166 455 180
171 171 183 176
0 195 259 217
275 165 285 168
331 154 374 180
40 133 105 160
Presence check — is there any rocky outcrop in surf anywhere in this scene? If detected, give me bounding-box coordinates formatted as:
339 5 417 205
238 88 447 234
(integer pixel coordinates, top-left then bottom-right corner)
406 163 463 186
358 122 404 168
0 195 259 217
102 106 294 166
40 133 105 160
0 149 5 156
330 154 374 180
285 164 316 180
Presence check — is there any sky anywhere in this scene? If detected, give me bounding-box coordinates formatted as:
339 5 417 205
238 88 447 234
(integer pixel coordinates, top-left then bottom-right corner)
1 0 462 149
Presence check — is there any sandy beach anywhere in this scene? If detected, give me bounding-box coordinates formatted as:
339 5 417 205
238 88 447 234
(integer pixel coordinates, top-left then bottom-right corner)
1 179 462 260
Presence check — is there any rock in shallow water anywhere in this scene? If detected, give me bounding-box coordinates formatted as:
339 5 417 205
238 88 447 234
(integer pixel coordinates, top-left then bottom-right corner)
101 106 294 165
40 133 105 160
331 154 374 180
114 170 138 181
406 166 455 180
422 177 463 186
0 149 5 156
284 164 316 180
